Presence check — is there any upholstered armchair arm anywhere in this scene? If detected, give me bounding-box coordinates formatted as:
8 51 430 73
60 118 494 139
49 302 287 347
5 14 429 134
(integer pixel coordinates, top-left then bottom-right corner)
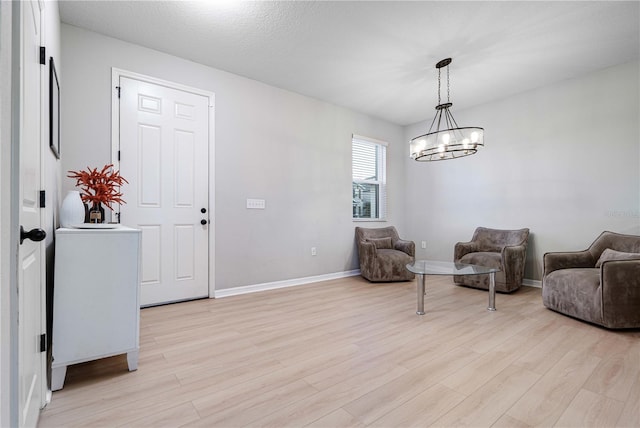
543 250 595 276
454 241 479 261
502 245 526 285
358 241 377 276
600 259 640 328
395 239 415 257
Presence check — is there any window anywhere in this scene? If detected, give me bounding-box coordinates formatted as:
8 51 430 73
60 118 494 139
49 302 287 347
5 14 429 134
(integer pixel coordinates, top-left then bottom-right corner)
352 135 387 220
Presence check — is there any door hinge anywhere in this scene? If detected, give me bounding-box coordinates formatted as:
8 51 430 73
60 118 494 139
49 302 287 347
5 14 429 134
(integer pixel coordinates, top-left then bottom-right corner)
117 150 121 161
40 334 47 352
116 86 121 99
39 47 46 65
39 190 46 208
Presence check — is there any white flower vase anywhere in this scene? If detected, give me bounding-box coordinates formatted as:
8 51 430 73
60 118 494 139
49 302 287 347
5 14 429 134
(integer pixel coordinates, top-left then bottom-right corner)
60 190 85 227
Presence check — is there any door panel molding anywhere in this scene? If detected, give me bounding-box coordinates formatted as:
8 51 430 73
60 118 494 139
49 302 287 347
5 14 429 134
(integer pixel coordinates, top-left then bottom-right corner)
2 2 20 426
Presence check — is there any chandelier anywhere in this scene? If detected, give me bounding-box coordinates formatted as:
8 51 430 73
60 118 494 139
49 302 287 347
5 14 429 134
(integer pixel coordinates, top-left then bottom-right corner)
410 58 484 161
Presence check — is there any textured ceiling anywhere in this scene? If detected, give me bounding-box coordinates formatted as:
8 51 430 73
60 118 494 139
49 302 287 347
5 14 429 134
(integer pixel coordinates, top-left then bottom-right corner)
58 1 640 126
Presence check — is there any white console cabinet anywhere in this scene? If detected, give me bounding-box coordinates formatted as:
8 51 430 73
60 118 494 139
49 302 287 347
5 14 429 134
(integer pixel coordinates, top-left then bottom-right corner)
52 226 141 391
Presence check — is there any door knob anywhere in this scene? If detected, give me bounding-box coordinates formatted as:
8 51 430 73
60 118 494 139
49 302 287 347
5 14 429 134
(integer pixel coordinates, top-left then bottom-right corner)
201 208 206 214
20 226 46 245
200 219 207 225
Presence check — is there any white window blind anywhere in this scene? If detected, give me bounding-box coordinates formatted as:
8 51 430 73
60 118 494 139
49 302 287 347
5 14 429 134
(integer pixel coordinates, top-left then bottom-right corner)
352 135 387 220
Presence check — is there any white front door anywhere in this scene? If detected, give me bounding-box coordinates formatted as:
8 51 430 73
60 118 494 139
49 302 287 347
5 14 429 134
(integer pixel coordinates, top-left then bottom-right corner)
18 0 45 426
118 77 210 306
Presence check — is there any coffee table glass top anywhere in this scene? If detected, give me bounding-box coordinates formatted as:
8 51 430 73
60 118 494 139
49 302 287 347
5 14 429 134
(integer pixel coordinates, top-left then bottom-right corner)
406 260 500 276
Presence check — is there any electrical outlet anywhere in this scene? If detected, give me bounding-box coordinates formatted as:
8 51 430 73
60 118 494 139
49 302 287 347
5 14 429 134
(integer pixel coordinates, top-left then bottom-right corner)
246 198 266 209
311 247 317 256
421 241 427 249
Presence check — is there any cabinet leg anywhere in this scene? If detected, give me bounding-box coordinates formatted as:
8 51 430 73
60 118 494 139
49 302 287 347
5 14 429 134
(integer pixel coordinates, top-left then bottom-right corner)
127 350 139 371
51 365 67 391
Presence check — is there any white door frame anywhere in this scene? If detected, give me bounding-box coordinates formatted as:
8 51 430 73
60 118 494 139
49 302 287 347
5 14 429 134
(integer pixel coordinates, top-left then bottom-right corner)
110 68 216 298
1 2 19 426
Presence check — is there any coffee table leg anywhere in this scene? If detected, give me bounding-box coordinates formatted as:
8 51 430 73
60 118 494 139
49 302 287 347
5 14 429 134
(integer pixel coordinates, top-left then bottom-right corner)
417 274 425 315
488 271 496 311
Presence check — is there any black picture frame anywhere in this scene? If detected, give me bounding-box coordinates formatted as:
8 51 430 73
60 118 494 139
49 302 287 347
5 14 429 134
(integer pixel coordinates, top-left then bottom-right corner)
49 57 60 159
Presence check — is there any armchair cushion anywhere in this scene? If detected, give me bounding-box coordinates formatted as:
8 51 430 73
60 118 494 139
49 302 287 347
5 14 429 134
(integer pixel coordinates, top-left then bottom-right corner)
459 251 502 269
368 237 393 250
355 226 415 282
595 248 640 268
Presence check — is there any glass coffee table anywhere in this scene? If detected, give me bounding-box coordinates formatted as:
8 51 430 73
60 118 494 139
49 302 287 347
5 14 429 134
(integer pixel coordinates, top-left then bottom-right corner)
406 260 501 315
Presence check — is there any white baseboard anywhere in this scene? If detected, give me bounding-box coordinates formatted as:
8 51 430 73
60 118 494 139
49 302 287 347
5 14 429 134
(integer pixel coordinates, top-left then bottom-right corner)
523 278 542 288
213 271 541 298
213 269 362 298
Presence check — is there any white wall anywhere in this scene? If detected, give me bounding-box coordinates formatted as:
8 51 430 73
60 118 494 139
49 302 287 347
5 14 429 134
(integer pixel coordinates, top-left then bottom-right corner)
405 60 640 281
61 24 406 290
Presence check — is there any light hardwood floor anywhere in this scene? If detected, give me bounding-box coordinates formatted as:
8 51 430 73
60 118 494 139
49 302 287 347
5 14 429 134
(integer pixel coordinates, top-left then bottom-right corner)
39 276 640 427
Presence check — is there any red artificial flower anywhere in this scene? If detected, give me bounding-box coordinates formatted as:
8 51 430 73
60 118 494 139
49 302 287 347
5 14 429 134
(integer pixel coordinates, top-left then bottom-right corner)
67 164 129 210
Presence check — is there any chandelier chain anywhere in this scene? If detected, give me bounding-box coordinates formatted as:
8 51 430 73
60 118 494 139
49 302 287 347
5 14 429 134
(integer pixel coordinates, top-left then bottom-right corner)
447 65 450 102
437 67 441 105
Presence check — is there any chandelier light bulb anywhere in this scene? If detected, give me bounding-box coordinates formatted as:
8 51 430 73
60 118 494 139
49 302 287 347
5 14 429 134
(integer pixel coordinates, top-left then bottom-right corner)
471 131 479 143
442 133 450 145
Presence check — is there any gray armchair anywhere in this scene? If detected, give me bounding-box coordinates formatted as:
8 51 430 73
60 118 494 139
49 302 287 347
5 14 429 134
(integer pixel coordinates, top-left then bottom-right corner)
542 231 640 329
355 226 415 282
454 227 529 293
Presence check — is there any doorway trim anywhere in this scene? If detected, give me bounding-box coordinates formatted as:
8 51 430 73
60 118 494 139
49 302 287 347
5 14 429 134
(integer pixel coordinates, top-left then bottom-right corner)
1 2 20 426
110 68 216 298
